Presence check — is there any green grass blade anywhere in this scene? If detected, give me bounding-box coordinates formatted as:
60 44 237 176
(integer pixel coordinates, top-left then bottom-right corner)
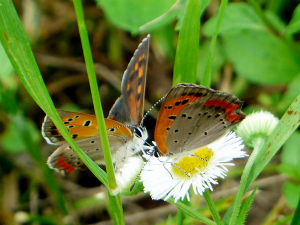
168 199 216 225
0 0 108 187
236 187 257 225
203 190 223 225
72 0 117 191
72 0 124 223
291 195 300 225
173 0 200 85
248 94 300 187
201 0 228 87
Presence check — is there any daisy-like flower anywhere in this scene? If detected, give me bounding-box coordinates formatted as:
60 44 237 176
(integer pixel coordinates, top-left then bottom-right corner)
140 132 246 202
236 111 279 149
110 156 145 196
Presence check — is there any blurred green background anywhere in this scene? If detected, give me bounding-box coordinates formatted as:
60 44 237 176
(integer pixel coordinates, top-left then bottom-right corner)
0 0 300 224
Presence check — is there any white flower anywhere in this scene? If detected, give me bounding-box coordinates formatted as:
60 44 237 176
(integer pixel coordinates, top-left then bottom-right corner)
236 111 279 148
111 156 145 196
140 132 246 202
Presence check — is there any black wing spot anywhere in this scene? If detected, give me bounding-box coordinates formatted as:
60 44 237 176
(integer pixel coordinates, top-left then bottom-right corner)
188 92 194 96
68 146 72 149
181 113 187 118
83 120 91 126
223 126 227 129
64 121 69 124
222 122 225 124
203 93 208 97
198 113 201 116
72 134 78 139
77 162 81 165
188 132 192 135
50 130 59 135
204 132 208 135
195 92 203 97
96 148 99 151
203 112 208 116
187 116 192 119
110 128 115 132
136 94 141 101
207 115 211 118
75 115 79 118
166 127 170 131
168 106 173 109
168 115 177 120
220 118 224 121
174 140 178 143
68 125 74 128
181 99 189 105
215 114 220 118
68 118 73 122
91 141 95 143
175 101 181 106
164 106 167 109
174 129 179 133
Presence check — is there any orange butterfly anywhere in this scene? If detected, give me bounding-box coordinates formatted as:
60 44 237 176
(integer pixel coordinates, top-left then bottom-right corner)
42 35 150 175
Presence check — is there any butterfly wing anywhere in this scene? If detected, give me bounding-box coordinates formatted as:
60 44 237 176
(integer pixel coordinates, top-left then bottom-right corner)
42 109 100 145
47 133 132 174
108 35 150 125
154 83 245 154
43 110 134 173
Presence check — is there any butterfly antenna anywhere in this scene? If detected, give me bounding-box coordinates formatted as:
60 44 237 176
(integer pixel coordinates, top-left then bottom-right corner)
140 93 167 126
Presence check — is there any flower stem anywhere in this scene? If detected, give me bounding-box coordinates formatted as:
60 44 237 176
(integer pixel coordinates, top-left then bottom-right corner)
229 137 265 225
203 189 223 225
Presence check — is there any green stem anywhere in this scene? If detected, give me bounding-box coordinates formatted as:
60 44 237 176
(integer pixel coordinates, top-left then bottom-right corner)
203 190 223 225
72 0 124 223
229 137 265 225
176 197 190 225
201 0 228 87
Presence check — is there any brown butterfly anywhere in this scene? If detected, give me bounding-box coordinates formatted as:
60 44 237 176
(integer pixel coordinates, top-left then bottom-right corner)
153 83 245 156
42 35 150 174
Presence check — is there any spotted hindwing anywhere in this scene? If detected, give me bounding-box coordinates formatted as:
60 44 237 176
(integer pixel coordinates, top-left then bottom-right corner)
44 110 134 174
154 83 245 155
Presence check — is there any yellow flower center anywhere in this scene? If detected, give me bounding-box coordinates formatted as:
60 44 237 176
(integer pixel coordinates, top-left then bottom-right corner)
171 147 214 179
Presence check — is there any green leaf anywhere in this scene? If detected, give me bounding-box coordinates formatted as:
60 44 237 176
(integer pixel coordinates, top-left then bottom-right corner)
203 3 266 36
175 0 209 31
236 187 257 225
291 193 300 225
283 182 300 208
0 44 14 80
278 131 300 180
222 29 300 84
173 0 200 85
203 3 300 84
286 4 300 36
278 74 300 114
2 114 41 153
97 0 177 33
